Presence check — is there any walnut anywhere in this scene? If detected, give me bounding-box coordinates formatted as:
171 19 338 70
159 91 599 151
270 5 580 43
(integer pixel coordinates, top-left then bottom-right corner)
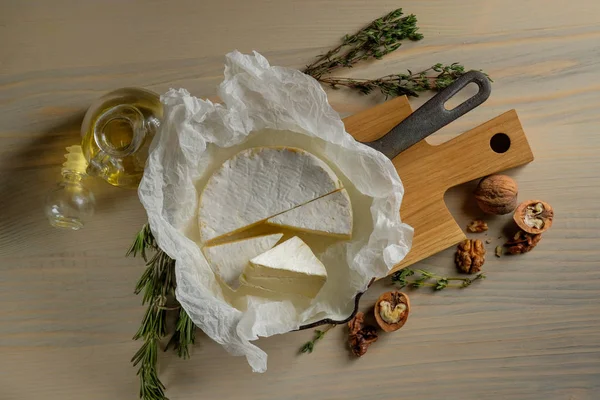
513 200 554 234
348 312 378 357
473 175 518 215
374 291 410 332
504 230 542 254
467 219 488 233
455 239 485 274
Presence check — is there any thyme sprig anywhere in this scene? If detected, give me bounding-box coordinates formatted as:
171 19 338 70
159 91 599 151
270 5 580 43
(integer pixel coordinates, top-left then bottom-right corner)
319 63 488 98
300 324 337 354
392 268 486 290
303 8 490 98
304 8 423 79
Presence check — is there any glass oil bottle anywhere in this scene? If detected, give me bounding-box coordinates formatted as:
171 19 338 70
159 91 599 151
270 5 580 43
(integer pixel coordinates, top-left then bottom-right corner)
81 87 162 188
45 87 163 229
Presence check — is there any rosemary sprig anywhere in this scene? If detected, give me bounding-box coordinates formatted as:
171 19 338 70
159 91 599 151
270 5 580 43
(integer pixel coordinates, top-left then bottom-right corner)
128 225 196 400
319 63 490 98
131 338 165 400
166 308 196 359
303 8 423 79
392 268 486 290
127 224 157 261
300 324 336 354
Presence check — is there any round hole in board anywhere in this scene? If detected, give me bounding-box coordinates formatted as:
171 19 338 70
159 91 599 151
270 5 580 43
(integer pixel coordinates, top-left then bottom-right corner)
490 133 511 153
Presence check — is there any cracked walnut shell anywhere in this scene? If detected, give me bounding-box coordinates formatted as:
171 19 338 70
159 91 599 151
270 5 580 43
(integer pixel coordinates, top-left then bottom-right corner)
374 291 410 333
455 239 485 274
474 175 518 215
513 200 554 234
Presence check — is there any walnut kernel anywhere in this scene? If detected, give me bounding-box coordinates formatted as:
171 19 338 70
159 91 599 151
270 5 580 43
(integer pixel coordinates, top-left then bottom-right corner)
514 200 554 234
467 219 488 233
455 239 486 274
474 175 518 215
374 291 410 332
504 230 542 254
348 312 378 357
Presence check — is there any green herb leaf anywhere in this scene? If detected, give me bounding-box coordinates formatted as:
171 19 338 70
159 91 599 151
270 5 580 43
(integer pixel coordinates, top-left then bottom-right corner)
435 278 449 290
301 341 315 354
126 224 156 261
299 325 336 355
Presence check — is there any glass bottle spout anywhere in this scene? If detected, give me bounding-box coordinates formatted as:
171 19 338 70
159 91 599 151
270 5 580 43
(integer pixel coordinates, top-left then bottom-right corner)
44 146 96 230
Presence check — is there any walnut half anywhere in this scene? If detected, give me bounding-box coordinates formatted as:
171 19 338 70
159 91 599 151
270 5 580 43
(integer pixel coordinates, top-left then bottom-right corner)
514 200 554 234
455 239 485 274
374 291 410 332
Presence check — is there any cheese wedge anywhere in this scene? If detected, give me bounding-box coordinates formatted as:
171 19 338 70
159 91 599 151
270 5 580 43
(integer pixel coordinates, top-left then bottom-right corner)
203 233 283 290
241 236 327 298
199 147 342 242
266 189 353 238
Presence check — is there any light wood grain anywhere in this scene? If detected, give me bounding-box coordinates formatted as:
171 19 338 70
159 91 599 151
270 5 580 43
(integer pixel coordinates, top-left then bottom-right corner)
1 1 600 399
344 98 534 274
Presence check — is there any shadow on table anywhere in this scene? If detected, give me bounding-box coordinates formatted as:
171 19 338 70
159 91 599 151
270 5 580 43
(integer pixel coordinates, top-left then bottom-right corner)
0 112 134 253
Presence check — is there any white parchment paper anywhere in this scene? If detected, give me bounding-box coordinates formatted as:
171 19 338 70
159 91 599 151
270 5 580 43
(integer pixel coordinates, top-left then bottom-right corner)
138 51 413 372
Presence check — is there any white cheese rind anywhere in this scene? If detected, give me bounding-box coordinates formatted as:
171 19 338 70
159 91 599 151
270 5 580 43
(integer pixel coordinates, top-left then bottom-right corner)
266 189 352 238
241 236 327 298
198 147 342 242
203 233 283 290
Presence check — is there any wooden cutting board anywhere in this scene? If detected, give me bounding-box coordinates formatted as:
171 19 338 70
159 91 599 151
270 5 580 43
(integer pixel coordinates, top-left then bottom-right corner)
342 96 534 275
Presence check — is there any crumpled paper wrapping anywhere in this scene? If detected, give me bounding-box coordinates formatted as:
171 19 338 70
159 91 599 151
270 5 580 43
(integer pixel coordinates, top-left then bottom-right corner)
138 51 413 372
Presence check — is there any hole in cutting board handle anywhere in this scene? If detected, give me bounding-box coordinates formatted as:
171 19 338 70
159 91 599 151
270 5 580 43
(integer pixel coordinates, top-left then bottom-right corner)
490 133 511 153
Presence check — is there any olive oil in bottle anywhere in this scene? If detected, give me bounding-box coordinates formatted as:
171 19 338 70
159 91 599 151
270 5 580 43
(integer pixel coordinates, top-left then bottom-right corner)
81 87 163 188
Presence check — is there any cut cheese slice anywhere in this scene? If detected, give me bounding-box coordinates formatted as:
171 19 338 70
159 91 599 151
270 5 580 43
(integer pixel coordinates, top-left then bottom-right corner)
204 233 283 290
241 236 327 298
199 147 342 242
266 189 352 238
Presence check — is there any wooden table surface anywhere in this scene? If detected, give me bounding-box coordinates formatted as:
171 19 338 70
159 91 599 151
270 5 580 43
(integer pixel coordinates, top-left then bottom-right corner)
1 1 599 399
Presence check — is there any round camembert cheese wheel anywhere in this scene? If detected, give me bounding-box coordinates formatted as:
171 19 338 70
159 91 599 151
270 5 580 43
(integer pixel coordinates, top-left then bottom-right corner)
199 147 342 242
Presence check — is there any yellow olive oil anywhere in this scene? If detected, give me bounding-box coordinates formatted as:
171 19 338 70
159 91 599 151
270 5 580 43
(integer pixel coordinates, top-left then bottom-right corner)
80 87 163 188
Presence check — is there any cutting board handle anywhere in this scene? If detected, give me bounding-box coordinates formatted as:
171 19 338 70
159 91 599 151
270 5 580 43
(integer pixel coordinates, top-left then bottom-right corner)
406 109 535 193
